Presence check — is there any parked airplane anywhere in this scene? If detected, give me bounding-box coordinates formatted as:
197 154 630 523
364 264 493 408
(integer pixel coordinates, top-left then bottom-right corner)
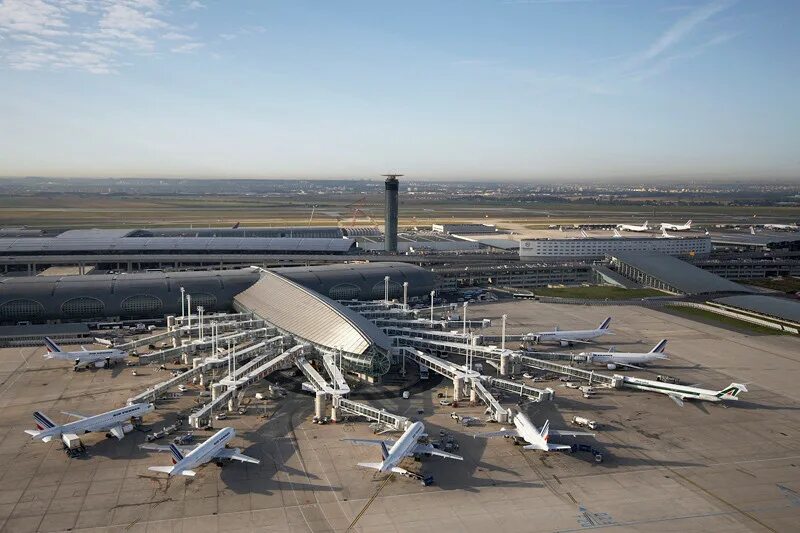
344 421 463 475
44 337 126 370
144 427 259 477
25 403 153 442
660 219 692 231
524 317 612 347
660 227 677 239
763 223 798 231
622 377 747 407
582 339 669 370
617 220 649 232
474 411 593 451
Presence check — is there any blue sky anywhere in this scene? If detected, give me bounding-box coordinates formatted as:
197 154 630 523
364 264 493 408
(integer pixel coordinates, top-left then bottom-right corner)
0 0 798 181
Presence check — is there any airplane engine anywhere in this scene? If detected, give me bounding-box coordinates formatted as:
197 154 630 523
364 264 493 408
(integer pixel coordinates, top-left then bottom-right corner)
606 364 617 370
95 360 106 368
122 423 134 434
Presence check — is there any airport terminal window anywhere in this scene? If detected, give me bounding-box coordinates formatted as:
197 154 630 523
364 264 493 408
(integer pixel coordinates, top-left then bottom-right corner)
371 281 403 300
188 293 217 310
61 297 105 318
120 294 163 315
329 284 361 300
0 299 44 320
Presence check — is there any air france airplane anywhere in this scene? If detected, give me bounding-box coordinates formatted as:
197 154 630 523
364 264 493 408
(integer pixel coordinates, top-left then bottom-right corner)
660 219 692 231
524 317 612 347
25 403 154 442
144 427 259 477
582 339 669 370
344 421 463 475
474 411 593 451
617 220 649 232
44 337 126 370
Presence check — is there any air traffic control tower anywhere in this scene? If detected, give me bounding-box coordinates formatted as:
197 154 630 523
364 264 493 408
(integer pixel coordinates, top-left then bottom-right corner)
383 174 401 253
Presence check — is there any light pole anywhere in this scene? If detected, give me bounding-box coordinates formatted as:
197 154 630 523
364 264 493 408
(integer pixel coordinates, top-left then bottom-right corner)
402 281 408 311
501 314 507 351
429 290 435 325
186 294 192 330
180 287 185 320
462 301 468 336
197 306 204 341
384 276 390 305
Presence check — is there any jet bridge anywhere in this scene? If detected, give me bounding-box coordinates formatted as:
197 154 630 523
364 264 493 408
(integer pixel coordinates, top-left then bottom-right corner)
320 351 351 395
333 396 409 431
516 354 616 387
225 344 303 390
484 377 553 402
188 388 234 429
295 355 332 393
373 318 448 330
126 365 204 405
470 379 509 423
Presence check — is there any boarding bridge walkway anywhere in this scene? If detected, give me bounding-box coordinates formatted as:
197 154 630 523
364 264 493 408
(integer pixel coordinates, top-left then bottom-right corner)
341 301 407 312
203 336 283 369
484 377 553 402
470 379 509 423
222 345 303 391
516 354 616 387
320 352 351 395
218 348 276 388
127 365 204 405
393 335 515 361
373 318 448 330
295 355 332 393
383 326 470 343
399 347 479 382
188 389 234 429
333 397 409 431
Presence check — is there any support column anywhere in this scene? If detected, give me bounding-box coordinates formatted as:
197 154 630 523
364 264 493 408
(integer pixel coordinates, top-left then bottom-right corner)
453 376 464 402
469 383 477 404
330 400 341 423
314 391 327 420
500 352 510 377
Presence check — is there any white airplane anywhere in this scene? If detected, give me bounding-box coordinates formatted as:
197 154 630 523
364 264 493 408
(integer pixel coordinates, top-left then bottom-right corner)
44 337 126 370
622 377 747 407
144 427 259 477
660 227 677 239
617 220 649 232
582 339 669 370
525 317 612 347
25 403 154 442
660 219 692 231
750 226 756 235
474 411 593 451
763 223 798 231
344 421 463 475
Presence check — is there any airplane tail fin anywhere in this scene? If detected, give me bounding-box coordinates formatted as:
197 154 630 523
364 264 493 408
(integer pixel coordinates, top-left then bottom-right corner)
598 317 612 330
44 337 61 354
33 411 57 430
650 339 668 354
379 441 389 460
539 420 550 442
168 443 184 464
686 220 692 227
716 383 748 400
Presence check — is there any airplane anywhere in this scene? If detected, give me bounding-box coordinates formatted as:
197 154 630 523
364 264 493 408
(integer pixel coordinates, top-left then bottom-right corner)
524 317 612 347
660 219 692 231
750 226 756 235
617 220 649 232
144 427 259 477
474 410 593 451
660 227 677 239
622 377 747 407
25 403 154 442
763 223 798 231
343 421 463 475
44 337 126 371
581 339 669 370
612 228 622 238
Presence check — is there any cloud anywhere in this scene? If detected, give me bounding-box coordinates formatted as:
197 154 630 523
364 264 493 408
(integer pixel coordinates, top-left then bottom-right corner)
186 0 204 9
0 0 205 73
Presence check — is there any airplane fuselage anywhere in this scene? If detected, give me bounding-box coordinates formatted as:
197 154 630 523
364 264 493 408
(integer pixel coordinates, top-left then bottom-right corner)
379 421 425 473
173 427 235 475
585 352 665 368
30 403 153 440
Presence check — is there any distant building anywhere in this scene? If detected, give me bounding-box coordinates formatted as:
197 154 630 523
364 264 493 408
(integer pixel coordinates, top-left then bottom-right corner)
432 223 500 235
519 235 712 260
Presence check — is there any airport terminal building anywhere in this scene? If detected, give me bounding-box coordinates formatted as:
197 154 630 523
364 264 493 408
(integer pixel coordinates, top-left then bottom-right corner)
519 235 712 260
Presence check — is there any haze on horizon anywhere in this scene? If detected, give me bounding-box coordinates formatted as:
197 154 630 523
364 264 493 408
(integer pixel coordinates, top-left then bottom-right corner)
0 0 798 182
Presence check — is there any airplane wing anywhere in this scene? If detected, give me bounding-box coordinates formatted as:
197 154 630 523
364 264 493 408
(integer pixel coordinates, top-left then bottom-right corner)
341 438 397 448
81 346 89 352
140 444 195 453
615 362 643 370
559 339 593 345
549 429 595 438
411 444 463 460
545 443 573 451
61 411 88 420
668 394 685 407
108 425 125 440
215 448 260 464
473 428 520 439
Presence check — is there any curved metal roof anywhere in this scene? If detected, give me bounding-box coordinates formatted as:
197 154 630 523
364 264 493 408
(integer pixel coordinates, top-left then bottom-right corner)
233 271 392 357
0 237 356 254
713 294 800 323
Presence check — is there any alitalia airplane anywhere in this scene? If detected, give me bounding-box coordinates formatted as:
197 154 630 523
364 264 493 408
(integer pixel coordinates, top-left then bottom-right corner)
474 411 593 451
617 220 650 232
622 377 748 407
44 337 126 370
25 403 154 442
344 421 463 475
144 427 259 477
